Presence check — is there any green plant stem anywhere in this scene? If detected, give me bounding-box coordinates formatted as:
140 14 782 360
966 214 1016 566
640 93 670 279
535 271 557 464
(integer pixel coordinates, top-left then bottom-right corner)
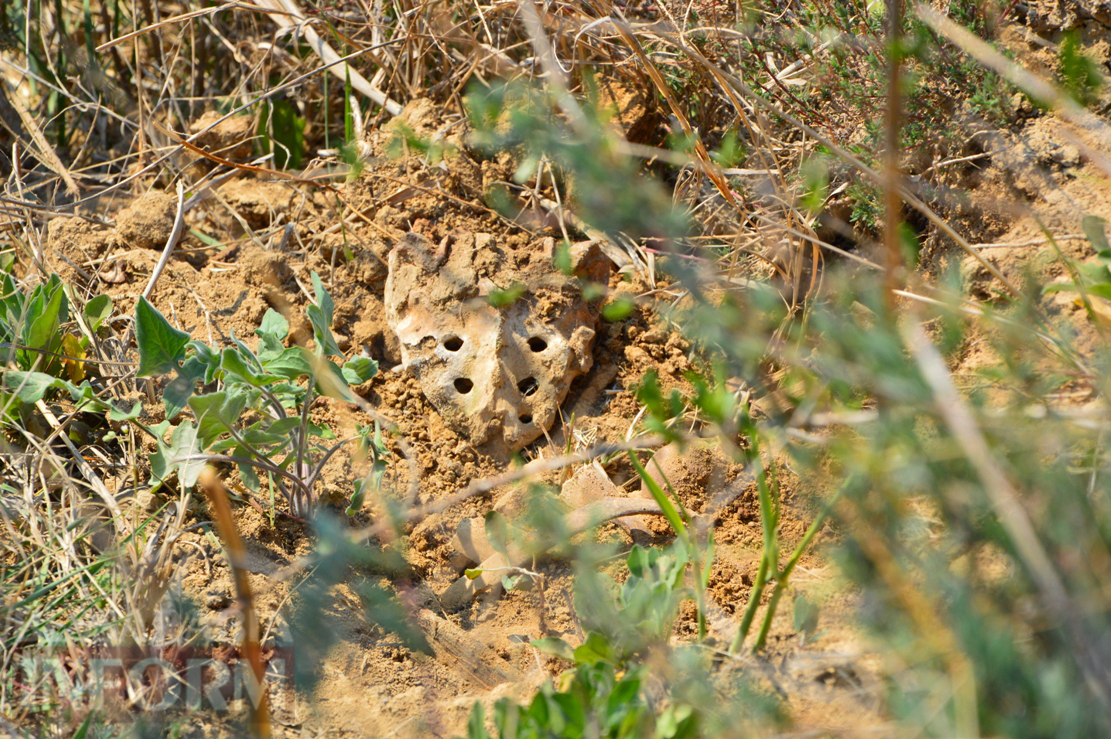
305 435 358 489
753 449 779 579
752 487 843 651
732 552 769 653
177 453 308 497
295 376 316 482
627 449 688 541
693 531 714 641
258 386 290 422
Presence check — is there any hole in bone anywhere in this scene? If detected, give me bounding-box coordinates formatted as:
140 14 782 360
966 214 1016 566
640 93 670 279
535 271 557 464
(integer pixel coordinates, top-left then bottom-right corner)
519 414 533 424
443 336 464 352
454 378 474 394
527 336 548 352
517 377 539 397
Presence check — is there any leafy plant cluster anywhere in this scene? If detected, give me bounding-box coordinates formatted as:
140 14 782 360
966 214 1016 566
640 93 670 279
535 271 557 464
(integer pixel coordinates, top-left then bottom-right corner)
0 271 120 426
133 273 379 517
677 262 1111 737
463 39 1111 736
463 541 776 739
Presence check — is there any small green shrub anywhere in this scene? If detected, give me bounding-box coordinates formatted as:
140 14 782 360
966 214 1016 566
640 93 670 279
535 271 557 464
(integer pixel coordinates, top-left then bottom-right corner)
134 273 379 516
0 271 115 425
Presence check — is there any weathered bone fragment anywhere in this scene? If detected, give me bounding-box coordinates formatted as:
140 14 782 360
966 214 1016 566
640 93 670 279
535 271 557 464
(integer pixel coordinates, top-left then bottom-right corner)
385 231 607 457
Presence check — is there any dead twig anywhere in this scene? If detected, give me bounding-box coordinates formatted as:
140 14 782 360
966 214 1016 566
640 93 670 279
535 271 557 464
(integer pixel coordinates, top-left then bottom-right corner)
254 0 403 116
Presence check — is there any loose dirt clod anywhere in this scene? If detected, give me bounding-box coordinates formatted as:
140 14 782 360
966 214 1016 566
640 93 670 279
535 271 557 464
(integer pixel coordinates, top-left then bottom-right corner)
115 190 177 250
385 231 609 457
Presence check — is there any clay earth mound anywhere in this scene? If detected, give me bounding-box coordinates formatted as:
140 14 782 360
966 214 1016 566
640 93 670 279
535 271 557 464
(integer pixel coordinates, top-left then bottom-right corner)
385 231 609 458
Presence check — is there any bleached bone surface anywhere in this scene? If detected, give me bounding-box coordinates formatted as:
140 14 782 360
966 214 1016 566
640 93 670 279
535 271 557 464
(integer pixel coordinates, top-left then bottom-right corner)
385 232 605 457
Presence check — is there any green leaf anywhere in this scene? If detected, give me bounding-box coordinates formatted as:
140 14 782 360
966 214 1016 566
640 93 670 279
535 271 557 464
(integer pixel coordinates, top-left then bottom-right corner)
315 360 356 402
628 450 688 539
190 341 222 384
346 479 365 516
163 358 207 419
487 283 526 308
264 346 314 380
573 632 615 667
2 370 74 405
485 511 510 558
341 356 378 385
464 568 483 580
188 390 247 448
108 401 142 422
240 427 287 447
235 445 261 493
19 277 67 371
602 295 636 322
257 308 289 342
531 637 576 661
256 310 289 360
465 703 491 739
1086 283 1111 301
82 294 113 331
220 348 279 387
135 297 190 377
793 594 820 637
1083 215 1111 255
170 422 205 489
307 272 341 358
312 271 334 324
553 241 573 275
1059 31 1104 106
308 421 336 441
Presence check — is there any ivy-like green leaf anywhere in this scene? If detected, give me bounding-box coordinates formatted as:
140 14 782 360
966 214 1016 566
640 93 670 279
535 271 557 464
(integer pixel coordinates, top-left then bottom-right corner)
265 346 314 380
170 422 205 489
163 359 207 420
341 356 378 385
189 390 247 448
257 308 290 342
135 297 190 377
2 370 74 404
220 348 279 387
108 401 142 422
82 294 113 331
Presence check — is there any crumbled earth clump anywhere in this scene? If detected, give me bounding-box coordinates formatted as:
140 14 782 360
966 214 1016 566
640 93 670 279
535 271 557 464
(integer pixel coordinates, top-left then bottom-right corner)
115 190 176 250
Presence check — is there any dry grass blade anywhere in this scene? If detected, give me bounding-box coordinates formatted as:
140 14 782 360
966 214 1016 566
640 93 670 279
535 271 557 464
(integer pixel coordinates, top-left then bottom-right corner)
199 467 270 739
688 56 1024 299
606 18 739 211
0 75 79 196
31 399 126 525
254 0 403 116
94 2 296 52
141 180 185 301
